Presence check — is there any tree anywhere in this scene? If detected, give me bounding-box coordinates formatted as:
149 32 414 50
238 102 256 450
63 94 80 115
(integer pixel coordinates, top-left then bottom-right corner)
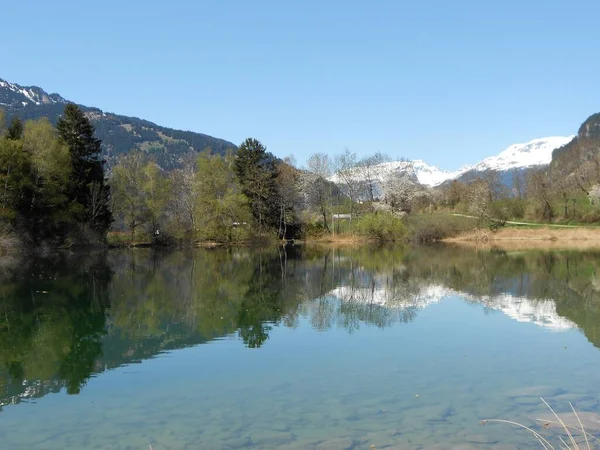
381 170 420 214
141 161 171 236
197 150 251 242
234 138 278 234
467 179 490 222
481 170 504 202
357 152 390 208
511 170 526 200
528 169 554 221
334 149 360 223
20 119 72 236
110 152 148 242
0 110 5 135
168 163 198 238
6 116 23 140
305 153 333 231
57 104 111 233
275 157 301 239
0 138 30 222
447 180 466 210
589 184 600 207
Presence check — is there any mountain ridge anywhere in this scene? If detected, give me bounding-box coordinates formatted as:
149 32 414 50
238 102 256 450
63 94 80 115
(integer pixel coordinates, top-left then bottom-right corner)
331 135 575 190
0 77 237 168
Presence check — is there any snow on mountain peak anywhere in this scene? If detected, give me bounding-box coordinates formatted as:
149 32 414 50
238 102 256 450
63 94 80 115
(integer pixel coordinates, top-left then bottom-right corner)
470 136 575 173
0 78 66 107
329 136 575 189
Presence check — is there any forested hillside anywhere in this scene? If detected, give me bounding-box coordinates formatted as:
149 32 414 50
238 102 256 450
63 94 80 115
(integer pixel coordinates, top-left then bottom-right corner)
0 78 237 168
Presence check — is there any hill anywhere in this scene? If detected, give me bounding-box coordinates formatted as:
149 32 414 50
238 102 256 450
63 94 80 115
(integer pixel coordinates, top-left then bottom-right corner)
550 112 600 179
0 78 237 168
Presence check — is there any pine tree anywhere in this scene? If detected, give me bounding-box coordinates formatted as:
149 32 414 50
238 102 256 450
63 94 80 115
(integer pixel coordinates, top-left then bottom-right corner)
234 138 279 233
6 116 23 140
57 104 112 233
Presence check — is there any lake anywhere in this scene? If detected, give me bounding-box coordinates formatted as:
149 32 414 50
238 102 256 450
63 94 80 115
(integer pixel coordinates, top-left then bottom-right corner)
1 245 600 449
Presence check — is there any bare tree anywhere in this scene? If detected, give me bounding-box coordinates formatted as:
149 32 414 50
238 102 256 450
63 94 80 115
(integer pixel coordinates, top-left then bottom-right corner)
357 152 390 209
511 170 526 200
276 156 301 239
447 180 466 210
168 163 197 237
527 169 554 221
481 170 505 202
334 149 360 223
304 153 333 231
87 181 110 228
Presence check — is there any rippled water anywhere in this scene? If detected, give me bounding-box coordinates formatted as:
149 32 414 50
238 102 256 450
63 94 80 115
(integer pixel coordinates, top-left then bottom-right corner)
1 245 600 449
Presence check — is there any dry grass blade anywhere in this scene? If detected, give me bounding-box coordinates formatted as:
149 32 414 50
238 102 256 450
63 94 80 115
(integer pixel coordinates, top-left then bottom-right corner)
535 420 600 446
486 398 600 449
482 419 556 450
541 398 579 449
571 402 592 450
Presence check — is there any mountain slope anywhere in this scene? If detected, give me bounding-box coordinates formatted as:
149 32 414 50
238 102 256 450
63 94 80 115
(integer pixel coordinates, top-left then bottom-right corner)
0 78 237 168
550 113 600 178
331 136 575 193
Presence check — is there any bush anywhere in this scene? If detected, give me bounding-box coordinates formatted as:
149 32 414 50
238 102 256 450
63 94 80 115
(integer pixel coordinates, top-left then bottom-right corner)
301 221 328 239
406 214 477 243
355 212 406 242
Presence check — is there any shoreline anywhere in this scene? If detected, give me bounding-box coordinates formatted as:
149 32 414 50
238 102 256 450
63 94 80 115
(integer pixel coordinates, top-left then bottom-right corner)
444 227 600 250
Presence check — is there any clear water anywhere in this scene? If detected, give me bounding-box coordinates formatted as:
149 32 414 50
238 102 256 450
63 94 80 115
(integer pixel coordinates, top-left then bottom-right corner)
1 245 600 449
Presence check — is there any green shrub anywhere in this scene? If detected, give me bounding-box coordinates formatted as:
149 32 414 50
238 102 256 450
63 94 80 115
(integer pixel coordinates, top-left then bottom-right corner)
355 212 406 242
406 214 477 243
302 220 328 239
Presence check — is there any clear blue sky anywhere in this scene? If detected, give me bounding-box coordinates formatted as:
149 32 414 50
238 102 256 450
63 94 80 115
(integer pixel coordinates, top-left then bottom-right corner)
3 0 599 169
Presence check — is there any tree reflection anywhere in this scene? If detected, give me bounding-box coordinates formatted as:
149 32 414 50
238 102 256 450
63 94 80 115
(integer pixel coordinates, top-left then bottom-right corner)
2 245 600 408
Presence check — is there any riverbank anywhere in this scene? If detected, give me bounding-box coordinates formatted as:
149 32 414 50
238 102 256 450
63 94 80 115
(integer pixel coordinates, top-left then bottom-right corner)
444 227 600 249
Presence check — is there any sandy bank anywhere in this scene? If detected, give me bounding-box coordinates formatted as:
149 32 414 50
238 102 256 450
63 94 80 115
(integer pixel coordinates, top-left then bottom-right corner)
444 227 600 250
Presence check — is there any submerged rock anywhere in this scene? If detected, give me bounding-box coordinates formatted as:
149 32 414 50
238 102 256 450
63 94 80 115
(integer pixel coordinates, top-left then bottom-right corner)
315 437 356 450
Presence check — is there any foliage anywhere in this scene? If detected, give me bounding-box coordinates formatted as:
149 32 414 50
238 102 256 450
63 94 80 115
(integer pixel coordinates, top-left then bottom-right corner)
196 150 252 242
57 104 112 233
406 214 478 243
5 116 23 140
354 212 406 242
233 138 279 234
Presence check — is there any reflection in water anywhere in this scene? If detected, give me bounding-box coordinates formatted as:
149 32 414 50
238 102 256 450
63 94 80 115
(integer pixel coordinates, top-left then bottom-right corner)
1 245 600 412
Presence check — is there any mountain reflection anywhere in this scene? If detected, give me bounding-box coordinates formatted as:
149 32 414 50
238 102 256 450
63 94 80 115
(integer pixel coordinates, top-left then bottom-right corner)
1 245 600 409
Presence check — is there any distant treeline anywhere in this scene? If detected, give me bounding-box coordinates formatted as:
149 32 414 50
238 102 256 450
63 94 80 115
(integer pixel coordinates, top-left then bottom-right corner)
2 105 600 248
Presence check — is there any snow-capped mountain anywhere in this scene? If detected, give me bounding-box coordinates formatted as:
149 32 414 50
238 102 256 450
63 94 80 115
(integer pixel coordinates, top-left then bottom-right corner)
370 159 469 187
331 136 575 189
468 136 575 173
327 283 576 331
0 78 67 107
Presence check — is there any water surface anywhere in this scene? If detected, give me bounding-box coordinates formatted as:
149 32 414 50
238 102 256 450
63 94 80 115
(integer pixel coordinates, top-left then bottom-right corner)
1 245 600 449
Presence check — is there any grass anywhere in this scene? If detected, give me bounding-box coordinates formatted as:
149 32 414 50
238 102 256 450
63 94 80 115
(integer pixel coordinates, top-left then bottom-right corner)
483 398 600 449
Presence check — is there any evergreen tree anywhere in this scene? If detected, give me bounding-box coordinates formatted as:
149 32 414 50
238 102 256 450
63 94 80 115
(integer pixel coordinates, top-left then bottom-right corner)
234 138 279 233
0 109 5 135
6 116 23 140
57 104 112 233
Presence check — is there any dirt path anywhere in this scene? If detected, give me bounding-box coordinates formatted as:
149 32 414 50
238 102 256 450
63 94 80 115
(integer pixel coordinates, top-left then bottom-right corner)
451 213 581 228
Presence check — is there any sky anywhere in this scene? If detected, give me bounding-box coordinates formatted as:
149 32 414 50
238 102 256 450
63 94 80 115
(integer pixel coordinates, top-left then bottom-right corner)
3 0 600 170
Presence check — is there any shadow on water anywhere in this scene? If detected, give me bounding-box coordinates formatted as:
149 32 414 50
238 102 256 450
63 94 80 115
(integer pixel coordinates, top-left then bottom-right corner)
1 244 600 410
